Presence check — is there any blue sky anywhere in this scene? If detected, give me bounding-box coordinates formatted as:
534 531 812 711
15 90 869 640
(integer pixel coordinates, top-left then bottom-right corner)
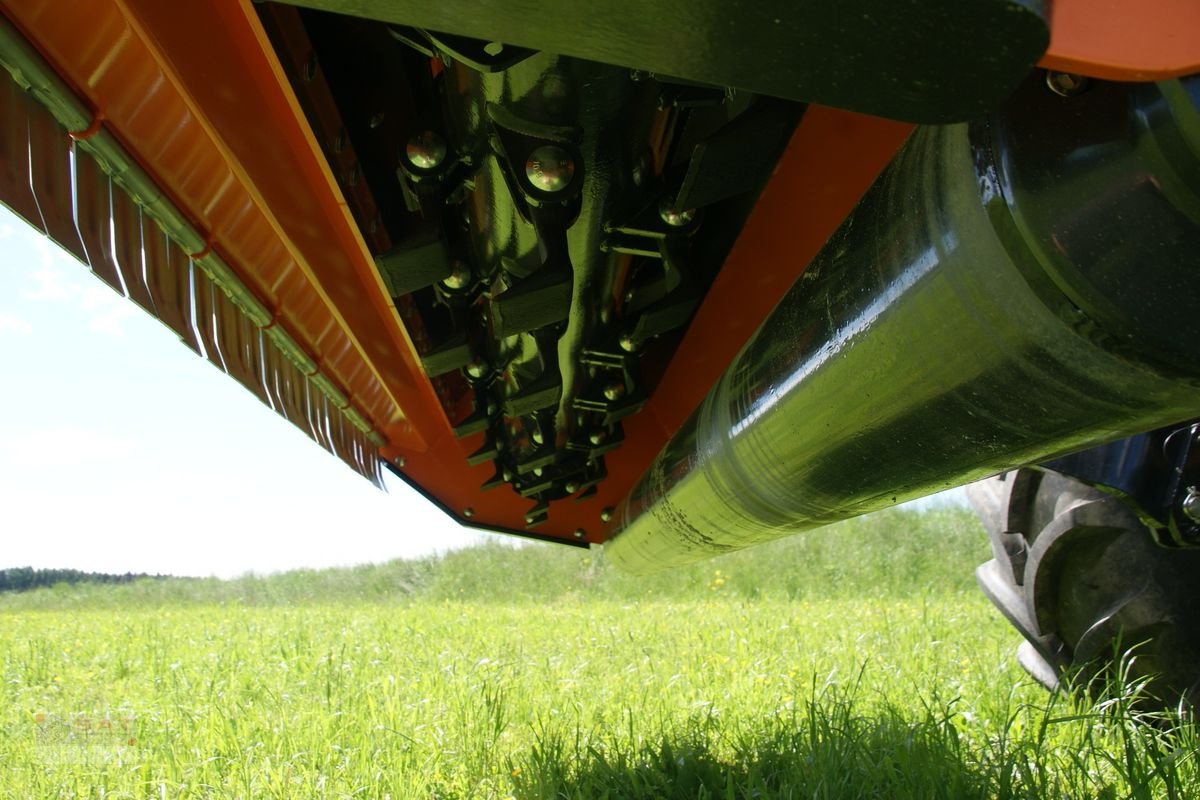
0 204 490 577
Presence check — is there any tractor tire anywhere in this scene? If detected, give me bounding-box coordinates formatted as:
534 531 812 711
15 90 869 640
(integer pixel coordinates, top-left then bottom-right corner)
968 469 1200 706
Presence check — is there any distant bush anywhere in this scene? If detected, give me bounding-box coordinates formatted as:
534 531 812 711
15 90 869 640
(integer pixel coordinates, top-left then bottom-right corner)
0 507 988 611
0 566 167 593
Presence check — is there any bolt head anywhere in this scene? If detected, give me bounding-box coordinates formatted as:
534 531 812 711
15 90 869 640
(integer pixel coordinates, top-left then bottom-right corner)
603 383 626 402
600 507 614 523
1182 486 1200 524
393 456 407 468
525 144 575 193
533 467 544 477
618 334 636 353
466 358 488 379
406 130 447 170
442 261 471 290
659 199 695 227
1045 71 1089 97
564 481 579 493
463 507 475 519
588 430 607 446
631 153 651 187
572 528 586 539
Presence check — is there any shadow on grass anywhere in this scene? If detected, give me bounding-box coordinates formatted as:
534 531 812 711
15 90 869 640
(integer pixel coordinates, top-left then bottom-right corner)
506 669 1200 800
510 691 993 800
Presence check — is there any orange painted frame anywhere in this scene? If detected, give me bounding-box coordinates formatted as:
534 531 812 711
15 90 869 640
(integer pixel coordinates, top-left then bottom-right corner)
1040 0 1200 81
1 0 438 451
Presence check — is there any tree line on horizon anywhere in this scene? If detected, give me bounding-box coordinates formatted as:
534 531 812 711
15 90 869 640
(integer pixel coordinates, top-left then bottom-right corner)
0 566 169 593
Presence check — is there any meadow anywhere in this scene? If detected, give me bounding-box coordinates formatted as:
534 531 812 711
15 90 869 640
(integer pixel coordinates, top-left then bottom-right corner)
0 508 1196 798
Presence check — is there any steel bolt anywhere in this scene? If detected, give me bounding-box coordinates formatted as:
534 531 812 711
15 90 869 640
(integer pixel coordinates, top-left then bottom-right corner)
603 383 626 402
588 430 608 446
600 506 614 523
618 334 636 353
442 261 471 290
564 481 579 494
659 199 695 227
466 358 488 379
406 130 447 170
533 467 544 477
631 152 651 187
1045 71 1089 97
1182 486 1200 524
525 144 575 193
524 511 540 525
573 528 586 539
463 507 475 519
393 456 407 468
502 468 514 482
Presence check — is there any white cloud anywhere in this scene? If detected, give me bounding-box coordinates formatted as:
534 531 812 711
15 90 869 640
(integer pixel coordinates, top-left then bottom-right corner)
0 312 32 336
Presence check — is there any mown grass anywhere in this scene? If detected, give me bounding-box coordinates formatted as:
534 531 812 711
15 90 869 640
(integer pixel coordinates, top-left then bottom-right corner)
1 508 1196 798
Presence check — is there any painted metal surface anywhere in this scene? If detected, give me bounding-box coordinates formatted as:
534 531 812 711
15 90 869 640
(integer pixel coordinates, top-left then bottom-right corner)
0 0 432 450
1040 0 1200 81
1 0 908 542
273 0 1049 124
0 16 385 485
608 75 1200 573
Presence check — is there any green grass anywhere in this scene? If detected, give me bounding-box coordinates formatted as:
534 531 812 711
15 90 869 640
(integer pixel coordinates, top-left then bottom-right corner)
0 508 1196 798
0 508 984 609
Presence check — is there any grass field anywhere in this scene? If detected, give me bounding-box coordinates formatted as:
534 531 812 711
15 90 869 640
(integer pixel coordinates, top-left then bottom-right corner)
1 508 1196 798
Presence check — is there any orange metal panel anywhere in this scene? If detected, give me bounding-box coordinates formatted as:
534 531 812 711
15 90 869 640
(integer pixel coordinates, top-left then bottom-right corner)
0 0 436 450
1041 0 1200 81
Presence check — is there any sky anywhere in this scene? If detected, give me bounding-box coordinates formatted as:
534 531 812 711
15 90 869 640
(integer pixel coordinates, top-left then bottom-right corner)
0 204 492 578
